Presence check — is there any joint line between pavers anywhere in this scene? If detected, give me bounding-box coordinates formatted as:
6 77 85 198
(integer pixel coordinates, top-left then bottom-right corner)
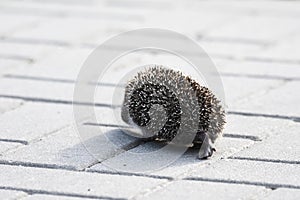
0 54 33 63
0 159 173 181
183 177 300 190
0 139 28 145
3 74 125 87
0 94 299 122
84 122 262 141
228 111 300 123
228 156 300 165
0 186 127 200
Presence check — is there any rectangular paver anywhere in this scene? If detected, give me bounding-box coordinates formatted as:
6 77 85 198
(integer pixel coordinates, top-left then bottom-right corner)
1 125 138 170
230 123 300 162
0 189 26 199
0 165 166 199
90 137 254 177
139 180 268 200
185 159 300 187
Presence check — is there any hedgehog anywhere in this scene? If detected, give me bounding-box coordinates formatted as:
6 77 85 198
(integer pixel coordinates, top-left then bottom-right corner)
121 66 225 159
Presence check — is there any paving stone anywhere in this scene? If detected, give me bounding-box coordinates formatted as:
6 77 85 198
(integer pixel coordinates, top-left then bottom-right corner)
91 111 298 175
0 142 20 154
139 180 268 200
90 137 254 175
0 77 75 101
200 40 264 59
263 188 300 200
142 10 234 38
182 1 300 18
0 101 123 143
1 126 96 170
214 58 300 80
0 165 166 199
0 42 62 63
0 103 73 141
205 15 300 43
224 114 296 139
185 158 300 187
222 76 283 107
6 47 91 74
0 0 144 22
0 77 117 105
0 97 24 114
230 124 300 161
233 81 300 117
0 1 300 199
0 14 38 36
257 36 300 61
22 194 95 200
5 47 93 79
0 71 284 112
106 0 173 11
0 189 27 199
1 125 138 170
0 59 27 75
11 18 123 45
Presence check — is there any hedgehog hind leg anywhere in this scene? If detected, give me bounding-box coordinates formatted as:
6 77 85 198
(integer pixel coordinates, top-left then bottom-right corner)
197 136 216 159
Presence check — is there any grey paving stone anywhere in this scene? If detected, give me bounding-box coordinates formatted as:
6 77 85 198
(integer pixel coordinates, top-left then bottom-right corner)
120 10 233 40
0 142 20 154
1 0 144 23
153 136 254 177
0 42 61 63
185 159 300 187
0 103 73 141
224 114 296 139
0 14 38 36
1 127 96 170
11 18 118 45
0 165 166 199
0 77 74 100
233 81 300 117
0 101 124 149
1 125 138 170
90 137 253 176
183 1 300 18
0 76 115 105
200 40 264 59
0 98 24 114
222 76 283 107
214 58 300 80
230 124 300 161
1 48 94 80
258 36 300 62
0 72 284 112
0 59 27 76
22 194 95 200
263 188 300 200
205 15 300 43
0 189 26 199
139 180 268 200
0 1 300 199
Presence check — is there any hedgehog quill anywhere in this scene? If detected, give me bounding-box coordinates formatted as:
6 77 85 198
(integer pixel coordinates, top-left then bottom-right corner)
121 66 226 159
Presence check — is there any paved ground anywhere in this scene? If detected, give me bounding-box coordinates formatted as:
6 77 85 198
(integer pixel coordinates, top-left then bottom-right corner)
0 0 300 199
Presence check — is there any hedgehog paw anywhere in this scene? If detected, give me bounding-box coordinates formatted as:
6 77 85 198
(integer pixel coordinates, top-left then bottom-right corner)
198 138 215 159
198 146 215 159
